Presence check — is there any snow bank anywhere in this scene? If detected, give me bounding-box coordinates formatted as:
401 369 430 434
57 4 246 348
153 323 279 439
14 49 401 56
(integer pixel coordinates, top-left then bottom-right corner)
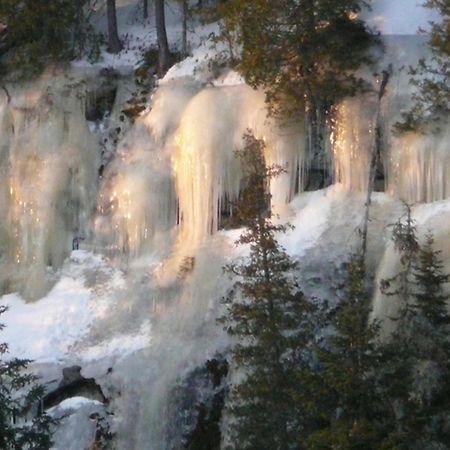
0 251 150 364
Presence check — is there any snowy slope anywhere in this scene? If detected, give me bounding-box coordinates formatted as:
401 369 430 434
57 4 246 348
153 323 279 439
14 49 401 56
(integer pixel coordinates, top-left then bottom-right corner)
1 251 150 364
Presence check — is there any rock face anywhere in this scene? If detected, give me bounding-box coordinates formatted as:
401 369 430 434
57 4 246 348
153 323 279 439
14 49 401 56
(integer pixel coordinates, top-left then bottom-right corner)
164 356 229 450
43 366 107 410
61 365 83 385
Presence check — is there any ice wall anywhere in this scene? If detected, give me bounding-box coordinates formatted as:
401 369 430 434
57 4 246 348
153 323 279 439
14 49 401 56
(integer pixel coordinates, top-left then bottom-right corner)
97 81 305 261
0 75 99 299
173 84 304 247
1 35 448 300
332 35 450 203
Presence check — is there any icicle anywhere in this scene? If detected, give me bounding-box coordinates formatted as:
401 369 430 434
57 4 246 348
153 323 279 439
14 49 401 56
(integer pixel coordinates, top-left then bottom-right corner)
172 84 305 248
0 74 99 299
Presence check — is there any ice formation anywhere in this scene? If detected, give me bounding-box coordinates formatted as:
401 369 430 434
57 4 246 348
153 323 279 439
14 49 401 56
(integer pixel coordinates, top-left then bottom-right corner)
332 35 450 203
0 11 449 447
0 74 99 299
0 36 447 301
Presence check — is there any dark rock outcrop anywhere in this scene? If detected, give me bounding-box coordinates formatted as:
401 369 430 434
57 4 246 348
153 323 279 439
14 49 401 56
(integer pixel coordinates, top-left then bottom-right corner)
43 365 107 410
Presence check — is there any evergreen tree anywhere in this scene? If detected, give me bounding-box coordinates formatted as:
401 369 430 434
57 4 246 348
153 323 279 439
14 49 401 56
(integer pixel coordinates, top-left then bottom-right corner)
307 256 395 449
0 305 53 449
381 203 420 320
0 0 100 79
217 0 379 165
413 233 450 325
221 132 315 449
377 205 423 447
407 233 450 448
396 0 450 132
380 207 450 448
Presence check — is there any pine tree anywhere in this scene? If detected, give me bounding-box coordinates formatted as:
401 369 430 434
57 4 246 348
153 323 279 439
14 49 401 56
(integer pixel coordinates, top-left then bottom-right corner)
377 205 423 447
413 233 450 325
396 0 450 132
380 207 450 448
217 0 379 166
380 203 420 321
0 0 100 79
221 132 315 450
407 233 450 447
0 305 53 449
307 256 395 449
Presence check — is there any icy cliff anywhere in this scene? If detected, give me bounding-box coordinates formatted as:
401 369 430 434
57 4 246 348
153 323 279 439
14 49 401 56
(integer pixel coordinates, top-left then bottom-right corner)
0 1 449 449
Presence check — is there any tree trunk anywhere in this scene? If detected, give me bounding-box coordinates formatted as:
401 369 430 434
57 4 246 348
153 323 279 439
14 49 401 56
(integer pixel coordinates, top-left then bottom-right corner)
181 0 188 57
361 69 390 258
107 0 122 54
143 0 148 19
155 0 171 76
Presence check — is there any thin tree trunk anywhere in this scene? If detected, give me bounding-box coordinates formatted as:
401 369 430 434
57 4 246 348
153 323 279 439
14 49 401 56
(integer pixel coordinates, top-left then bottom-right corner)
107 0 122 54
361 68 390 258
181 0 188 57
143 0 148 19
155 0 171 76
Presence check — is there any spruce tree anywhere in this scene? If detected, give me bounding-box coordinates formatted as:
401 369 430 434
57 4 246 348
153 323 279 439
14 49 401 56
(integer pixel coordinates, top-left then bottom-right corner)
377 205 423 447
396 0 450 132
217 0 379 165
380 207 450 448
413 233 450 325
408 233 450 447
307 256 395 449
221 132 315 450
0 305 53 449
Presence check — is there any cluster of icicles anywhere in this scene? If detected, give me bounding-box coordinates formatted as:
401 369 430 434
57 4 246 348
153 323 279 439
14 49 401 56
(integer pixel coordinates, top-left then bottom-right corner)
0 38 448 298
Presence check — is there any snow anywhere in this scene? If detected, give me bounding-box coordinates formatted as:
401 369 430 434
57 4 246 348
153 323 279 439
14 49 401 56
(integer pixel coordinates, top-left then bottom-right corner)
73 0 185 73
0 251 151 364
79 320 151 362
280 187 337 257
48 396 104 413
48 396 107 450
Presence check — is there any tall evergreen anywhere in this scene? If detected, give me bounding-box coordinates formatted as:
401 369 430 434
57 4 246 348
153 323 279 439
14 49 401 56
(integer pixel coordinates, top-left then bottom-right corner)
0 305 53 449
413 233 450 325
217 0 379 166
221 132 315 449
396 0 450 132
307 256 395 449
407 233 450 447
380 207 450 448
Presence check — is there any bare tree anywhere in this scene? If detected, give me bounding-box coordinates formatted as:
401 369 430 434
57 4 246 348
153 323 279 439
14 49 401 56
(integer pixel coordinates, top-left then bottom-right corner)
361 68 391 258
143 0 148 19
155 0 171 75
107 0 122 54
181 0 188 57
